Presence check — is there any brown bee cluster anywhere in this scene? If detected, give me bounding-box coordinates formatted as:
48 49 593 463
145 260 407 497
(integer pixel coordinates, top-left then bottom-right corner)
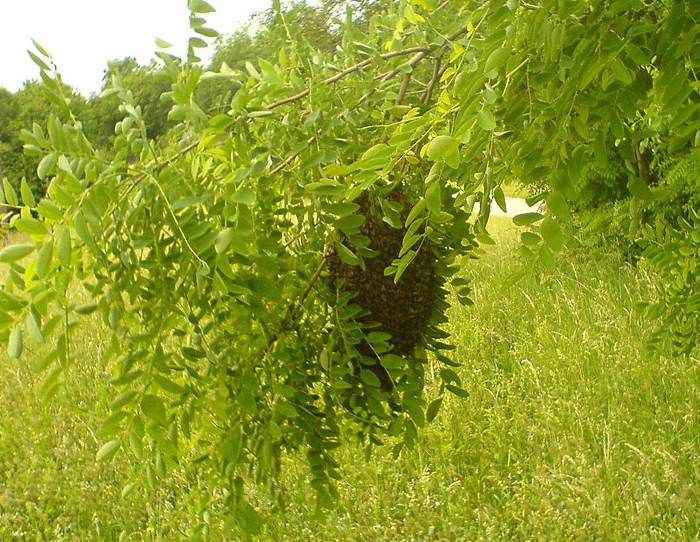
327 193 436 380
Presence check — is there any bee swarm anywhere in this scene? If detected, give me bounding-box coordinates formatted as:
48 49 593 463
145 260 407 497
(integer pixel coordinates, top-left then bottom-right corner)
327 194 436 365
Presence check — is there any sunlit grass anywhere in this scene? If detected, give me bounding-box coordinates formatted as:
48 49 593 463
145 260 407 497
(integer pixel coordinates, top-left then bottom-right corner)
2 220 700 540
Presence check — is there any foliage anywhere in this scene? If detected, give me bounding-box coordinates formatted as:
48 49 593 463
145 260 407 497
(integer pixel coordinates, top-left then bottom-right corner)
636 148 700 358
0 82 56 198
6 223 700 540
87 58 175 145
2 0 700 536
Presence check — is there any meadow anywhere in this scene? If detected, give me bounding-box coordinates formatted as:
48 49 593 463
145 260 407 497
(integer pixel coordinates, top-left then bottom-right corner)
1 218 699 541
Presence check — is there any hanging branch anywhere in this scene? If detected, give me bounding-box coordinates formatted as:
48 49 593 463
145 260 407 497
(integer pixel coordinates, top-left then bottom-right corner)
259 256 328 360
129 20 471 190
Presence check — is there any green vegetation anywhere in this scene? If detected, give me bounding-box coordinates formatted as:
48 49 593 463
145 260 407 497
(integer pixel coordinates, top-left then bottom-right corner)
3 221 699 540
2 0 700 536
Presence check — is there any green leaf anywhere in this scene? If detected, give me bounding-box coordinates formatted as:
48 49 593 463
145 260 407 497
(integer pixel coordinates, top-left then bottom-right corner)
484 47 509 73
75 304 97 315
3 179 18 207
626 43 650 66
426 398 443 423
275 401 299 418
407 403 425 428
334 214 365 233
367 331 392 344
521 232 541 246
110 390 138 410
195 26 220 38
189 37 208 49
215 228 235 253
426 135 457 160
381 354 406 369
360 369 382 387
425 182 441 214
37 152 57 180
446 384 469 398
627 177 655 201
552 169 577 199
153 374 187 395
237 388 258 415
440 368 461 385
35 241 53 278
21 178 36 208
26 309 44 343
155 38 173 48
503 270 527 288
14 217 48 236
141 395 167 425
96 440 121 462
57 229 71 266
188 0 215 13
513 213 544 226
37 200 63 221
335 242 360 266
0 244 34 263
540 218 564 252
546 192 572 222
322 202 360 216
31 39 52 58
27 51 50 71
477 109 496 131
493 186 507 213
7 326 22 359
231 187 257 206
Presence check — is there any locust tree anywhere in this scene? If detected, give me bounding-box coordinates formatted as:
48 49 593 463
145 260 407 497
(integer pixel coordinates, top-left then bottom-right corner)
2 0 699 537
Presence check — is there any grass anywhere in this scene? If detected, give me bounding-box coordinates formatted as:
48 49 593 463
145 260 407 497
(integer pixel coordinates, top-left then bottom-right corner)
500 181 530 199
2 218 700 540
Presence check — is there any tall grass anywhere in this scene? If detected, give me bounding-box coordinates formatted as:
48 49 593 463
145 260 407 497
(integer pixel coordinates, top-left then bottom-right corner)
2 219 699 540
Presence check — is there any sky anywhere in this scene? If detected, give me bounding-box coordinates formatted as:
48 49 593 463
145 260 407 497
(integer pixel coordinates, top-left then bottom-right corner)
0 0 274 96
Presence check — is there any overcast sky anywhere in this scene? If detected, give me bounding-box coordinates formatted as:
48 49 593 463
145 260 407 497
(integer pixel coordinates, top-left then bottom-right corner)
0 0 274 96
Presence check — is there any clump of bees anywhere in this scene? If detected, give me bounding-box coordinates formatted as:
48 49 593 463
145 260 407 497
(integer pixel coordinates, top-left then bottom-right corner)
326 191 436 387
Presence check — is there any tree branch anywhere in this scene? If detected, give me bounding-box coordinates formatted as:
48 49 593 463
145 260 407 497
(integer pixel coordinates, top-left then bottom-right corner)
131 140 200 186
359 23 470 105
266 48 430 110
270 137 317 175
422 58 442 104
260 256 328 360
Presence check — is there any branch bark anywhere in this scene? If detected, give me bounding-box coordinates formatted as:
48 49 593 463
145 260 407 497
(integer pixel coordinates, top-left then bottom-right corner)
266 47 430 110
260 256 328 360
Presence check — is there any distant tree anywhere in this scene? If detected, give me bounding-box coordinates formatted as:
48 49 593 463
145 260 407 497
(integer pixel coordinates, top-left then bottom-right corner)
87 57 173 145
0 82 52 197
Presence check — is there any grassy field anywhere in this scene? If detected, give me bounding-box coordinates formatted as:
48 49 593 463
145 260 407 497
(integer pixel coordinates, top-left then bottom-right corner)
2 219 700 541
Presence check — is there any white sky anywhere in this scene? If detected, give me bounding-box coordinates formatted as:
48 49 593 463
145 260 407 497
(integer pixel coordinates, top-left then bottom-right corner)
0 0 273 96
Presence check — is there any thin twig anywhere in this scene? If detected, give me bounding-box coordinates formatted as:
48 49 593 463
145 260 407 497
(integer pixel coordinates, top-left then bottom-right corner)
260 257 328 359
270 137 317 175
131 140 200 186
396 72 413 105
359 23 471 105
385 71 414 130
422 58 442 104
266 48 429 110
290 258 327 322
